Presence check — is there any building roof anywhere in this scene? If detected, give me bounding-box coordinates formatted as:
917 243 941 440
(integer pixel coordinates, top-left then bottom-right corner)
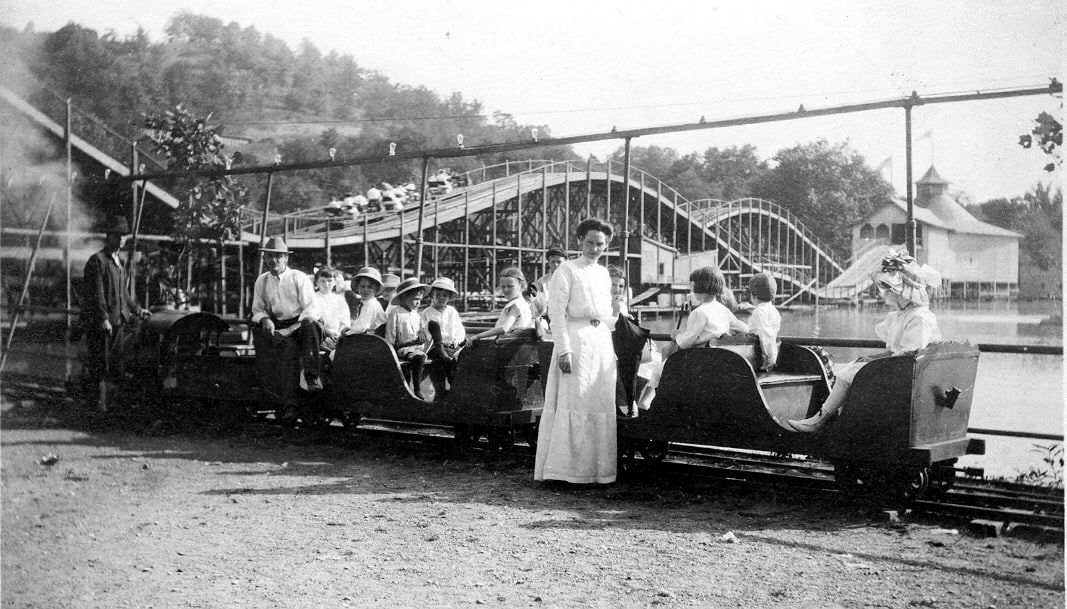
863 198 1021 238
916 166 949 185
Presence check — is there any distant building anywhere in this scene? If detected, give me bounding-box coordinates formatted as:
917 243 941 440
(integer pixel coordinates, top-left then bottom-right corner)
852 166 1021 299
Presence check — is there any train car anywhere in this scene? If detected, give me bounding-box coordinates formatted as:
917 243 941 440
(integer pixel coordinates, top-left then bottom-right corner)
80 310 554 445
618 336 985 500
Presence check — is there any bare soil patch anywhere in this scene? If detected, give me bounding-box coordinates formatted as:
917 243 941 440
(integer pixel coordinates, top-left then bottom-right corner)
2 395 1063 609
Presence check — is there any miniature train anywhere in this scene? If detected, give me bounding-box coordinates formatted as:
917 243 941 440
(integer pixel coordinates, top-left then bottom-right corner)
78 310 984 501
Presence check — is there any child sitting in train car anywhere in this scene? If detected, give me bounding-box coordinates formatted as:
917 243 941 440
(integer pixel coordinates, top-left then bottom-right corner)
421 277 468 397
609 265 630 318
469 267 536 341
386 278 430 398
746 272 781 372
379 273 402 314
637 266 748 410
313 268 351 351
347 267 388 335
786 250 941 433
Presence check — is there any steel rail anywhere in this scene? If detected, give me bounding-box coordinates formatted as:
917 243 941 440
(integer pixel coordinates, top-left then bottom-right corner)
117 82 1061 183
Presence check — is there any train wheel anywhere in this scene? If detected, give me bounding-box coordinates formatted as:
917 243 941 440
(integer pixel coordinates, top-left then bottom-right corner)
487 427 515 452
639 441 670 463
897 467 931 503
927 464 957 498
453 424 475 451
340 407 363 432
833 461 867 496
617 440 638 473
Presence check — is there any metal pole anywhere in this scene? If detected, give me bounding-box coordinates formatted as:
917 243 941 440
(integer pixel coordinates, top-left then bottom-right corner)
64 99 73 337
605 159 612 224
256 172 274 278
905 102 916 253
433 164 441 279
563 168 571 249
622 138 632 285
462 189 470 311
585 157 592 219
363 213 370 265
238 242 245 319
398 206 405 274
491 181 498 311
516 174 523 270
220 248 227 315
2 192 58 373
656 181 662 248
541 165 548 276
325 218 332 267
415 157 429 278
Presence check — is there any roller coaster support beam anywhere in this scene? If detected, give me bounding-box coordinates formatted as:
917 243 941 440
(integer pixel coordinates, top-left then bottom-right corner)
622 138 632 289
121 82 1061 183
1 191 57 373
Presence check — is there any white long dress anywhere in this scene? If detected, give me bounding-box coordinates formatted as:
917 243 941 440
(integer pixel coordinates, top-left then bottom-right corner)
534 257 618 484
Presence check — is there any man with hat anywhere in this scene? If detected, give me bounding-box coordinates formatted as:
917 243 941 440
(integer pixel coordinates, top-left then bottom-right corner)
250 237 324 400
81 216 151 408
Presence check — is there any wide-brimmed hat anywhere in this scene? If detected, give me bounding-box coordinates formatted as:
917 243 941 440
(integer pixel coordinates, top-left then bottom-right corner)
260 236 290 254
103 216 130 235
748 272 777 301
428 277 458 295
545 245 566 259
353 266 383 289
380 273 402 290
394 277 429 298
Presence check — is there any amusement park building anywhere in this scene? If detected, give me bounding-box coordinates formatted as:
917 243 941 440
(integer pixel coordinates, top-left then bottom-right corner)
852 166 1021 299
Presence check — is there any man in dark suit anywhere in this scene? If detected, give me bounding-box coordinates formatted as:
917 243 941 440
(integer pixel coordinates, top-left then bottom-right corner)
81 216 150 408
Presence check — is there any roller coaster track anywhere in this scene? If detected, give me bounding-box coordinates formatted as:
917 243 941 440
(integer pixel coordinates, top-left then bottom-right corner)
0 84 178 208
269 160 847 298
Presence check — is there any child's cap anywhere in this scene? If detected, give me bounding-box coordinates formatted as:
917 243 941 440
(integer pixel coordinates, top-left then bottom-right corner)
380 273 402 290
395 278 429 298
748 273 777 301
429 277 458 295
353 266 383 290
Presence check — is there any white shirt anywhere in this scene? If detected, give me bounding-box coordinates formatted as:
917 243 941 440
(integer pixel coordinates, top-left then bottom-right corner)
747 301 781 369
495 297 534 333
349 297 387 334
675 299 747 350
875 305 941 355
251 267 319 324
548 257 613 356
367 187 382 201
421 305 466 344
315 290 351 336
386 306 425 347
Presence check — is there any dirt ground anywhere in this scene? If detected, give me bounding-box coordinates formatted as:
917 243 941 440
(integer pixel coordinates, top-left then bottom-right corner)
1 396 1063 609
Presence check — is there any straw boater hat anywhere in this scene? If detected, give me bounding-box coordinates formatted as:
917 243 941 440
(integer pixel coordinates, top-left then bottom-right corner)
353 266 383 290
380 273 402 291
103 216 131 234
260 236 290 254
394 278 429 298
429 277 458 295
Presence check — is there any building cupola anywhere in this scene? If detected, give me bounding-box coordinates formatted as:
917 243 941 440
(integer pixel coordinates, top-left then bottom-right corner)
915 165 949 204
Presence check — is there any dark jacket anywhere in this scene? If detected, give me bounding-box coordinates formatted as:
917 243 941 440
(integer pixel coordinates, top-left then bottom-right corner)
81 250 141 326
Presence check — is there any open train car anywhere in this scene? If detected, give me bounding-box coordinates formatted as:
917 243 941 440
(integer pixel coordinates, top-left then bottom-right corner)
327 330 553 448
618 337 985 500
80 310 554 446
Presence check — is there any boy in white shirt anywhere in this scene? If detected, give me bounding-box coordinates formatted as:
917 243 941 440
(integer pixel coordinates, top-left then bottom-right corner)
421 277 467 397
348 267 387 335
746 273 781 372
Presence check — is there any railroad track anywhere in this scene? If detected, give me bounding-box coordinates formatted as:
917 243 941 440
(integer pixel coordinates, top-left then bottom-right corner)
3 376 1062 532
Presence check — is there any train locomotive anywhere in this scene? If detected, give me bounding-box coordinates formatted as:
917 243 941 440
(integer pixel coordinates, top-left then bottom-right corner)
76 309 984 501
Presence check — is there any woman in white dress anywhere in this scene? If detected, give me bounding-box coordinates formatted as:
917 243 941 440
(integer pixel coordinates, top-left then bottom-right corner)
534 218 618 484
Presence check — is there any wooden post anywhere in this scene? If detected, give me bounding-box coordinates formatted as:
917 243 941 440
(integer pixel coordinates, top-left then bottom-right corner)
433 163 441 279
64 99 73 337
904 100 917 254
491 181 498 311
462 189 471 311
325 218 332 267
605 159 612 224
398 206 405 274
541 165 548 277
0 192 57 373
516 174 523 271
585 156 592 219
622 138 632 288
363 214 370 266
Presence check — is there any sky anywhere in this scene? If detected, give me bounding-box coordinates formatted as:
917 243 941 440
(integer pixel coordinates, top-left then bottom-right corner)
0 0 1062 202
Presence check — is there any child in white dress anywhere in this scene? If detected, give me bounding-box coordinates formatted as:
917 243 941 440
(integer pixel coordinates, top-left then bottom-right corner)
385 278 430 399
469 267 535 341
787 250 940 432
746 273 781 372
347 267 387 335
421 277 467 397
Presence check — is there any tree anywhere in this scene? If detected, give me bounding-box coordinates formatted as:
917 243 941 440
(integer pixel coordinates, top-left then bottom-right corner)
753 140 894 257
700 145 768 200
1019 110 1062 173
971 184 1062 271
141 104 249 281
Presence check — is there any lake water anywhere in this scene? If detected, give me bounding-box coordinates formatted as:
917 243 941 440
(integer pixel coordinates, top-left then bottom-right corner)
640 300 1064 480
